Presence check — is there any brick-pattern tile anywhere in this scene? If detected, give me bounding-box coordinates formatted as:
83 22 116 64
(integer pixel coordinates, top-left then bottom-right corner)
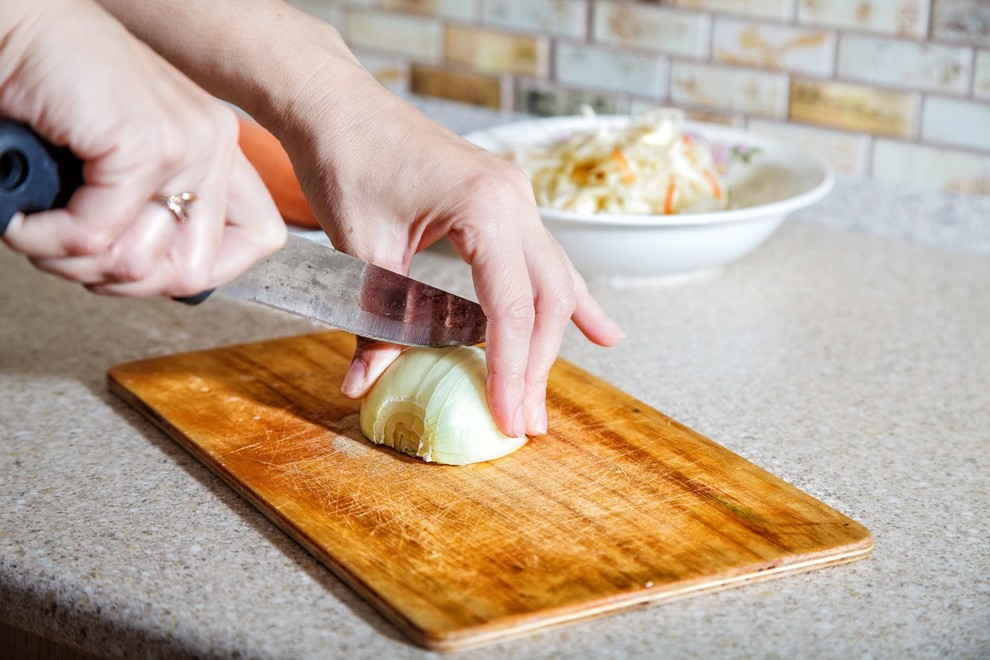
292 0 990 197
409 62 502 108
748 119 871 175
445 25 548 76
673 0 794 21
593 3 711 58
837 34 974 94
921 96 990 150
974 50 990 99
556 43 667 98
481 0 589 38
790 79 918 137
873 139 990 195
932 0 990 47
347 11 443 60
672 62 789 117
797 0 930 38
713 18 836 76
515 79 622 116
380 0 477 20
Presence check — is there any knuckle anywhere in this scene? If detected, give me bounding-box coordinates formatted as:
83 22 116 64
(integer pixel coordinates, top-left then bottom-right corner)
259 220 288 255
106 253 154 282
459 163 533 211
210 105 240 143
496 298 536 330
169 269 211 298
540 287 576 321
146 118 188 171
64 229 113 257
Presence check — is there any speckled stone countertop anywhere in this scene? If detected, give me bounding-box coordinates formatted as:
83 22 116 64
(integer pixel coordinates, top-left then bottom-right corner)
2 100 988 658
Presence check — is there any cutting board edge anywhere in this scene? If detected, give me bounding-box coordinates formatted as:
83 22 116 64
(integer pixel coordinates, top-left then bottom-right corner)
418 537 874 652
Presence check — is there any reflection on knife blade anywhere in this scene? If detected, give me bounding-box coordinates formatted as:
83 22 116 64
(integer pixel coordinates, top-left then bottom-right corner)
218 234 487 347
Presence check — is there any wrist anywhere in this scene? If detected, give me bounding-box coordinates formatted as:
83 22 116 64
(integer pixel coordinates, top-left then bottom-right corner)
178 3 374 132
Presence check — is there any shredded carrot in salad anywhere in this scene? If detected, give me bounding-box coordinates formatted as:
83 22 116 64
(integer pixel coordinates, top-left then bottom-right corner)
514 108 731 215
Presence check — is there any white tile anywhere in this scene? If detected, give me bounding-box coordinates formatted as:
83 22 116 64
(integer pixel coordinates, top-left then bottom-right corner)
288 0 346 27
555 42 668 99
837 34 974 95
873 139 990 195
932 0 990 47
671 61 789 118
921 96 990 150
713 18 836 76
674 0 793 21
346 11 443 61
798 0 930 38
593 3 711 58
748 119 871 175
482 0 588 38
974 50 990 99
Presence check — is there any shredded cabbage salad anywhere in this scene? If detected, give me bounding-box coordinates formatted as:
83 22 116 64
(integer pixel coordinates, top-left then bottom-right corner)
513 109 732 216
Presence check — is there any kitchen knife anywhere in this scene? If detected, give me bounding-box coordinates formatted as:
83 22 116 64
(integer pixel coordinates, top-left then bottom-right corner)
0 119 487 347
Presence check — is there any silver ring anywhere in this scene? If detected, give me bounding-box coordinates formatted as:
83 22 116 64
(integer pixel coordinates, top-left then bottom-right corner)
151 192 197 223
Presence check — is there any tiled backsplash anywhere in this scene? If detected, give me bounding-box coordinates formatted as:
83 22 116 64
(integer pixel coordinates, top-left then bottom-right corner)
290 0 990 197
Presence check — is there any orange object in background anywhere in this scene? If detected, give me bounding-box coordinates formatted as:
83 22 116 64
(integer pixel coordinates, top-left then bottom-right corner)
237 117 320 229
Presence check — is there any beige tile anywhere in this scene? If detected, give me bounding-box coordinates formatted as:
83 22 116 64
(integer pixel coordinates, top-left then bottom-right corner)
515 79 622 116
872 139 990 195
555 43 667 98
671 62 789 117
748 119 871 175
797 0 930 38
789 79 918 137
409 63 502 109
380 0 477 21
921 96 990 150
482 0 589 38
673 0 793 21
837 34 973 94
712 18 836 75
445 25 548 76
932 0 990 47
347 10 443 61
593 3 711 58
975 50 990 99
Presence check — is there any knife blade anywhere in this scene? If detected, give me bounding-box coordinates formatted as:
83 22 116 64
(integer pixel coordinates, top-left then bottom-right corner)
0 119 487 347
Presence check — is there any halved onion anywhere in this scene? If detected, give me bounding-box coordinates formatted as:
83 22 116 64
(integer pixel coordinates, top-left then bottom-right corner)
359 346 527 465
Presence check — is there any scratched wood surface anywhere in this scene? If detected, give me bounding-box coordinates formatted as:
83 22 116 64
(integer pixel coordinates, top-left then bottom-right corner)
107 331 872 652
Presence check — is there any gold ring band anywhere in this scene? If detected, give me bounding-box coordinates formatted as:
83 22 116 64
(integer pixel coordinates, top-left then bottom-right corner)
151 192 197 223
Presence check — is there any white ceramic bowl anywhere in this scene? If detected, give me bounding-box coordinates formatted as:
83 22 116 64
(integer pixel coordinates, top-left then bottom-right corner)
463 115 834 281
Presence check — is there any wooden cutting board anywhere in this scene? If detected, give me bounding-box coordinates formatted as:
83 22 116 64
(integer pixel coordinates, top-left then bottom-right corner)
107 331 872 652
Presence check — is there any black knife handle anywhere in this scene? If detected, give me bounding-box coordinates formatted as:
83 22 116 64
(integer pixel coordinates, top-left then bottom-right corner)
0 119 211 304
0 119 82 235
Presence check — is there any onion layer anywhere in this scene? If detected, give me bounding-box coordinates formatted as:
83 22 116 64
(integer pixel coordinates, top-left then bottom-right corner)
359 346 527 465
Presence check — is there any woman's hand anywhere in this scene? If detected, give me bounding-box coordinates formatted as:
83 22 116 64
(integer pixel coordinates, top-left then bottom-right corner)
89 0 623 438
0 0 286 298
274 69 624 437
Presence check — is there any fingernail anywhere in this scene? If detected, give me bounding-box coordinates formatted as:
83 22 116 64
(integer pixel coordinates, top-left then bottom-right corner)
341 359 366 398
513 406 527 438
537 403 548 435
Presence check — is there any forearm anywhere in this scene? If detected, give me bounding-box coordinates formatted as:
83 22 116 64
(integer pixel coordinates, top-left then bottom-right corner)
95 0 369 131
